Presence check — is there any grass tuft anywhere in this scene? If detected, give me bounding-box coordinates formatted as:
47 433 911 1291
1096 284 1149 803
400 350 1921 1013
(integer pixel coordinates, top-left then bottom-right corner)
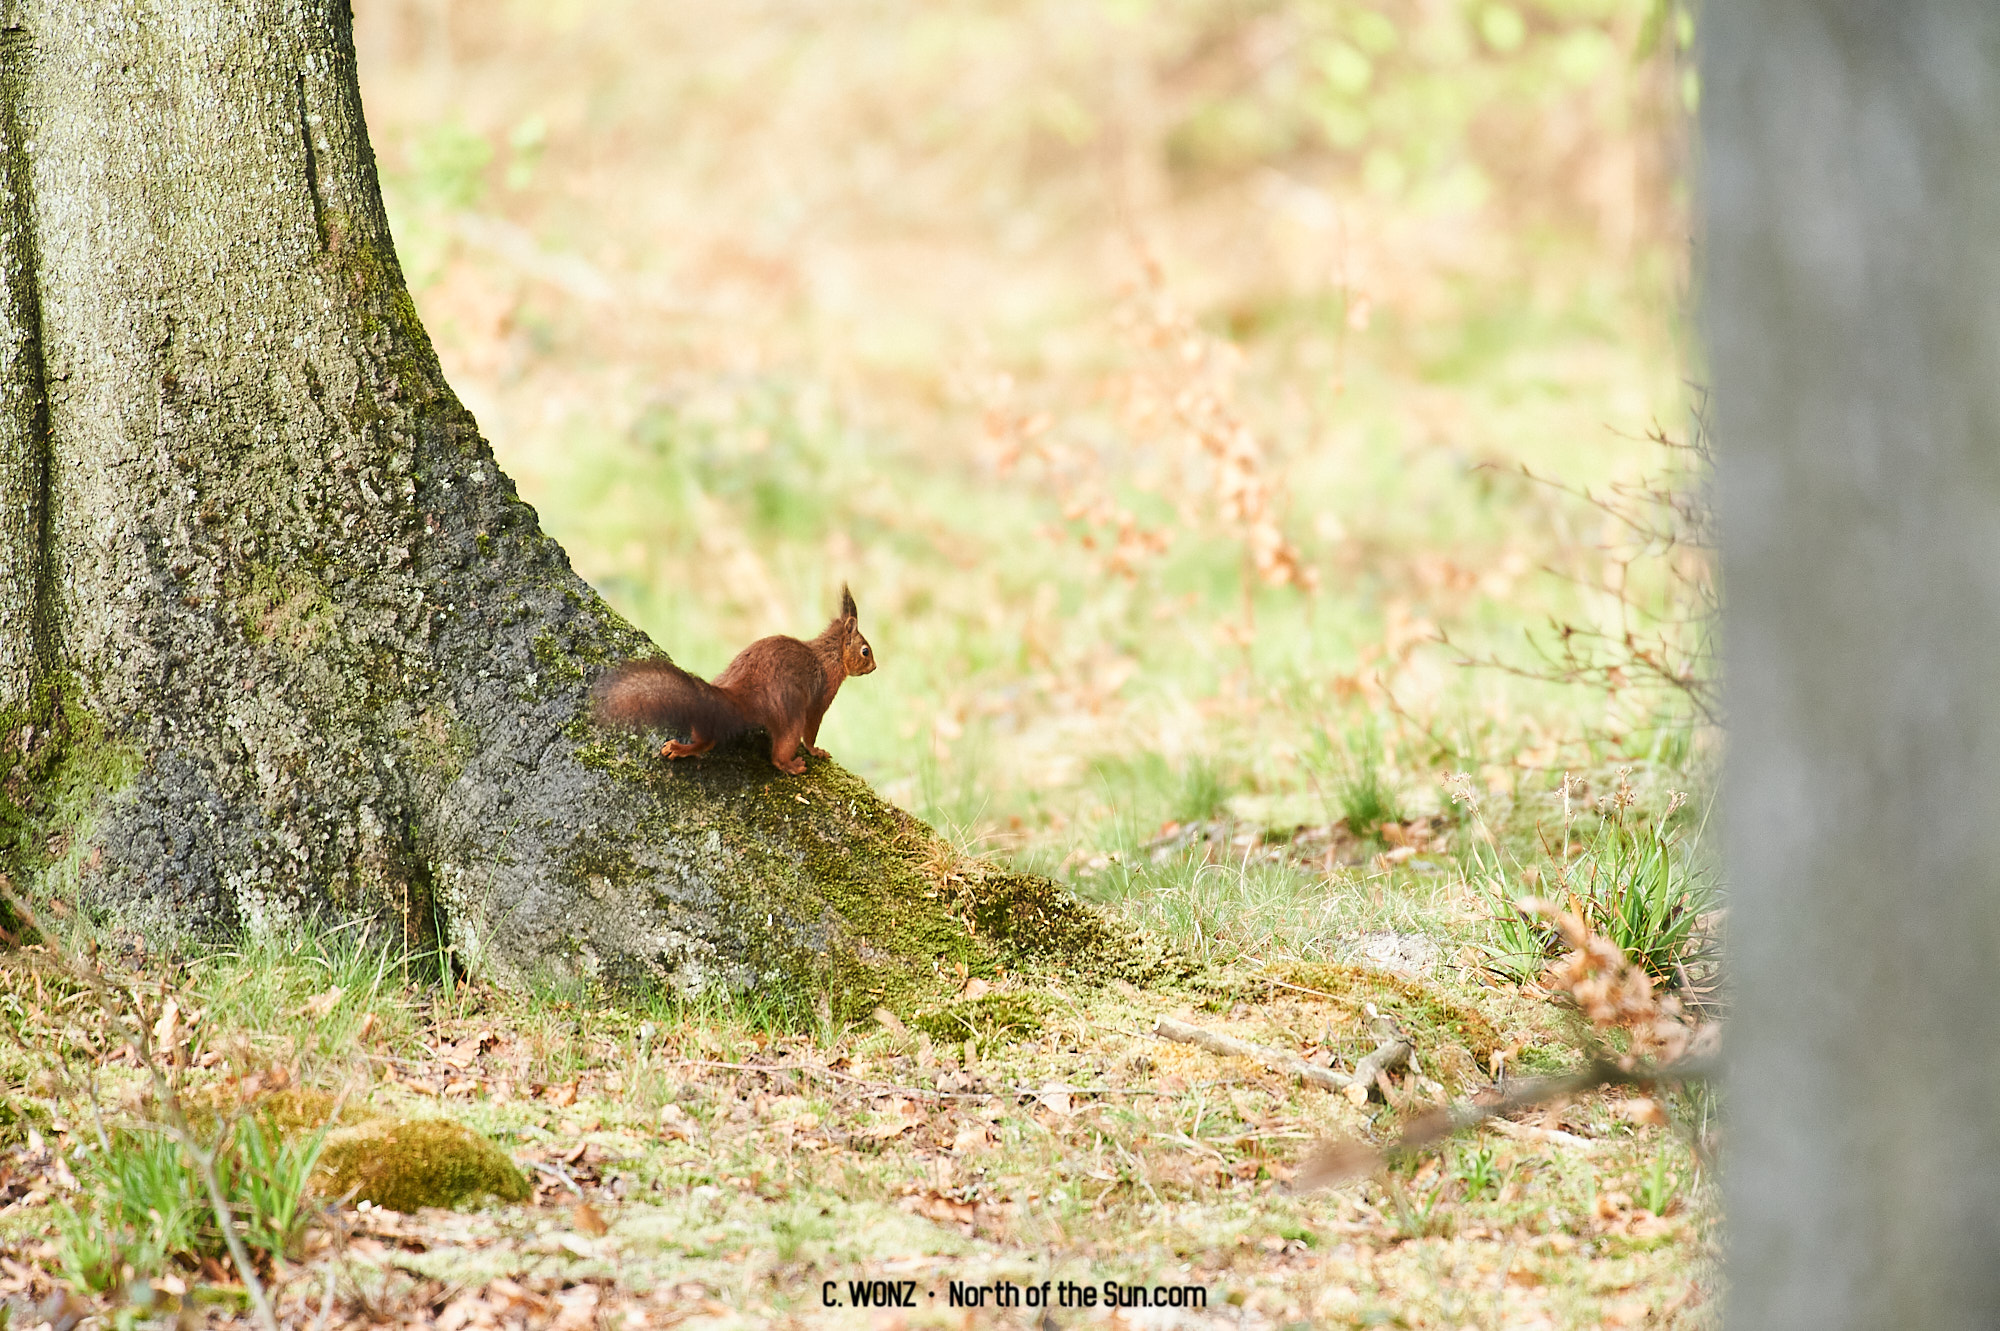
1337 757 1406 843
56 1119 329 1293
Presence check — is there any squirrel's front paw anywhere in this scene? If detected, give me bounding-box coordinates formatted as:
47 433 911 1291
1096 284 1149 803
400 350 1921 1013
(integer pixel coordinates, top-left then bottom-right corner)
808 746 830 759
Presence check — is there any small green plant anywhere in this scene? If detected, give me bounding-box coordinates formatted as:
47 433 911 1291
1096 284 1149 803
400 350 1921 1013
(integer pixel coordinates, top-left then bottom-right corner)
1173 757 1231 825
1455 773 1713 984
57 1129 198 1292
1383 1172 1451 1240
1478 874 1556 983
1584 802 1711 981
56 1116 328 1293
1638 1149 1682 1216
229 1117 331 1260
1453 1142 1502 1202
1337 756 1403 843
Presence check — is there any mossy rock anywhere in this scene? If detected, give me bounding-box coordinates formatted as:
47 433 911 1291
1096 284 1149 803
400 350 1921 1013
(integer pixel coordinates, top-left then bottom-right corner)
315 1118 530 1213
1273 961 1503 1065
910 992 1049 1043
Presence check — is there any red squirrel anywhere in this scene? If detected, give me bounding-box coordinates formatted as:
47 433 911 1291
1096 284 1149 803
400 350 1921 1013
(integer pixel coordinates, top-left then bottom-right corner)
592 585 876 776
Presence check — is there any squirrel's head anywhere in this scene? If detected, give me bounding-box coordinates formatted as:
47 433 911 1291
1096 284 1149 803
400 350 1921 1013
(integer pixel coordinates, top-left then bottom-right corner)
838 583 876 677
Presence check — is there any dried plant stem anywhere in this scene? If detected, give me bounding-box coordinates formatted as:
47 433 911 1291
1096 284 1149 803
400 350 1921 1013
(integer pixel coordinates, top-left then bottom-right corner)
0 877 282 1331
1444 415 1718 726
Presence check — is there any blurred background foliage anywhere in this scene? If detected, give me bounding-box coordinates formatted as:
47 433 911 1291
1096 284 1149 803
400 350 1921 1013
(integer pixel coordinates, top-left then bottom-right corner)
355 0 1700 893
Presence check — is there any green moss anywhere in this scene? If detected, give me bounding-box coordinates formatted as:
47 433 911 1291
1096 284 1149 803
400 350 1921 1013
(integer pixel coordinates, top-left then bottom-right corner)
563 832 641 889
1 675 141 891
315 1117 530 1213
1514 1043 1578 1076
234 561 339 653
1274 961 1502 1064
965 868 1193 986
0 1091 50 1147
402 706 475 783
910 992 1047 1043
531 628 586 685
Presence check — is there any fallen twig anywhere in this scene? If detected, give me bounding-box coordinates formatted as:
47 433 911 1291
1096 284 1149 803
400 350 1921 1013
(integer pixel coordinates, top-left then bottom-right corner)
1152 1016 1411 1098
1484 1118 1598 1152
532 1161 585 1197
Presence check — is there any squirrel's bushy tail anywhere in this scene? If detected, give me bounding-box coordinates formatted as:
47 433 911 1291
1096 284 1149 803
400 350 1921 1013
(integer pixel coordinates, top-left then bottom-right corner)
592 659 749 740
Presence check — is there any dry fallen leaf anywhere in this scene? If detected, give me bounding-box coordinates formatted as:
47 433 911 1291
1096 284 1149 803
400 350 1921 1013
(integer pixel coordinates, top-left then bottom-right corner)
1612 1096 1670 1128
1290 1137 1382 1192
860 1117 916 1141
151 997 181 1051
901 1190 983 1233
657 1103 693 1141
572 1201 609 1236
552 1283 601 1330
296 986 343 1021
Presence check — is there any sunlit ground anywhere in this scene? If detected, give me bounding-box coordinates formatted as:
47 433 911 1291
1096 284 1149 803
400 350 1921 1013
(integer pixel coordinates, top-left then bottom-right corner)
356 0 1698 850
0 7 1724 1330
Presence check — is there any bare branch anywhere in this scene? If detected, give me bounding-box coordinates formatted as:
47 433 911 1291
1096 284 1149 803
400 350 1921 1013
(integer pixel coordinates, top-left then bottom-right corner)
1290 1053 1718 1192
1152 1016 1411 1098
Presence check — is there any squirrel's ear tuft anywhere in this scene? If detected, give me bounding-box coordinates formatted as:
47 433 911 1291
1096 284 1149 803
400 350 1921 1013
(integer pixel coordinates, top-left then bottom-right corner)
840 583 858 623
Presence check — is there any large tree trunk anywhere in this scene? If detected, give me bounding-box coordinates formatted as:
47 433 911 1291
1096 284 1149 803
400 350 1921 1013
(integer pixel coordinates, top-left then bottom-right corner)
1707 2 2000 1323
0 0 1111 1011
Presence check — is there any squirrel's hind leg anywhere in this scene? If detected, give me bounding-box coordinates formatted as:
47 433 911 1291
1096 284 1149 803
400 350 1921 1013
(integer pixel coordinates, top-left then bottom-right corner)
770 728 809 776
662 733 717 760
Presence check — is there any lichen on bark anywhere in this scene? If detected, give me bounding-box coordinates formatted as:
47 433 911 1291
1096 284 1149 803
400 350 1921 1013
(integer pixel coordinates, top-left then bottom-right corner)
0 0 1155 1014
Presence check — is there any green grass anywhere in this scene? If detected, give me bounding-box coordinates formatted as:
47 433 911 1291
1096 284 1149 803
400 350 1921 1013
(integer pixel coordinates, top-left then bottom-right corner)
1336 754 1406 843
5 901 1718 1327
1454 772 1717 985
55 1118 328 1293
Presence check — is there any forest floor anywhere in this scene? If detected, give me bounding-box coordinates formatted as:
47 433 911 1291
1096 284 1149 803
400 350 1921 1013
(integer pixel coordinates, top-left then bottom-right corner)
5 0 1719 1325
1 846 1717 1330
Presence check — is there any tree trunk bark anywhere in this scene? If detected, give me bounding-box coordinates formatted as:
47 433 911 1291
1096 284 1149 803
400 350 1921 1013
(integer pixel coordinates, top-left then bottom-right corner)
1707 2 2000 1323
0 0 1119 1011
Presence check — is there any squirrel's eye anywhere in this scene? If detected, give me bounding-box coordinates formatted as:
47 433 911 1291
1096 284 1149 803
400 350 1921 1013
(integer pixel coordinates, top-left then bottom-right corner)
861 645 871 656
